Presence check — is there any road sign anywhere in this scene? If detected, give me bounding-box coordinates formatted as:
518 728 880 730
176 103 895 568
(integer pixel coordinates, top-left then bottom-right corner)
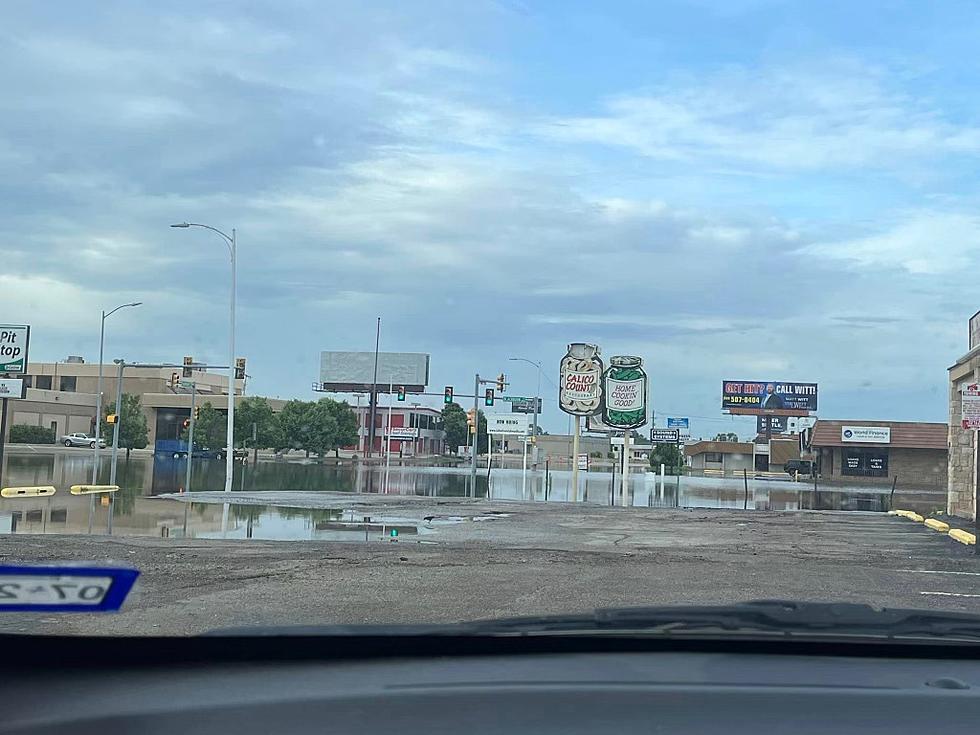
0 378 25 399
385 427 419 440
508 397 542 414
577 453 589 470
651 428 680 444
0 325 29 373
486 413 531 436
962 383 980 430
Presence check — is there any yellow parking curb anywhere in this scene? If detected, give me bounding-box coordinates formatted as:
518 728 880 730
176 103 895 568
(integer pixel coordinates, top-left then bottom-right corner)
924 518 950 532
949 529 977 546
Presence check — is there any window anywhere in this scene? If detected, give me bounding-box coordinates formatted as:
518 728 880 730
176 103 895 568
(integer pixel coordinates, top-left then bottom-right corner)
704 452 724 463
841 448 889 478
35 375 52 390
60 376 77 392
21 375 32 388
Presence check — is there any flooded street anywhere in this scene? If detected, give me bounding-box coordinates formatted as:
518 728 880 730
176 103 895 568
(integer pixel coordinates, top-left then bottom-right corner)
0 450 945 540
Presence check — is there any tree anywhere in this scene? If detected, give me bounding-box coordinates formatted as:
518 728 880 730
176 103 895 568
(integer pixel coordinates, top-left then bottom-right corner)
650 443 685 474
181 401 226 451
714 432 739 442
441 403 468 454
234 396 282 450
101 394 148 459
321 399 358 457
275 399 313 454
274 398 357 458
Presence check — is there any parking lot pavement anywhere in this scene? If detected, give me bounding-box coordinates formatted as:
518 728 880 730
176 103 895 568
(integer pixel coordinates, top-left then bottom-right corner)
0 498 977 636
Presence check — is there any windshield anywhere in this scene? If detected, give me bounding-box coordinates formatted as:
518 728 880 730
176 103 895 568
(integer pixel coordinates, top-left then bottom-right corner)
1 1 979 637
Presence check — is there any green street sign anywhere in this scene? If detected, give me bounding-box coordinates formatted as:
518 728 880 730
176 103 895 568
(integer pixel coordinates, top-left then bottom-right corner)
0 325 30 374
499 396 532 402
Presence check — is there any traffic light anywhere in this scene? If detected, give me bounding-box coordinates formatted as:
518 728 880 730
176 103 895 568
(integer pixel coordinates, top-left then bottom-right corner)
169 372 179 390
235 357 246 380
397 385 406 401
106 414 117 425
485 388 494 406
183 356 193 379
466 408 476 433
444 386 454 404
194 405 201 420
496 373 506 392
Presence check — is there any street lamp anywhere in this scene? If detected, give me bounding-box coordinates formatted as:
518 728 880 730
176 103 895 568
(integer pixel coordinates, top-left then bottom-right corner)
170 221 237 493
509 357 543 465
92 302 142 485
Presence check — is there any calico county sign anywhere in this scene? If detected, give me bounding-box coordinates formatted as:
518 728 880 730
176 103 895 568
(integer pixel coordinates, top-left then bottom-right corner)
962 383 980 430
0 325 29 373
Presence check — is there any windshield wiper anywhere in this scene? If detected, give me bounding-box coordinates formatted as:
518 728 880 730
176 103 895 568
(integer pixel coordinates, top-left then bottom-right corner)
207 601 980 642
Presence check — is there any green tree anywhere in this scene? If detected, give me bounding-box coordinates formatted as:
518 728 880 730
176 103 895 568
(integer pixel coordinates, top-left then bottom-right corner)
101 394 148 459
650 443 685 474
234 396 281 450
181 401 226 451
276 399 312 453
713 432 739 442
321 399 358 457
441 403 468 454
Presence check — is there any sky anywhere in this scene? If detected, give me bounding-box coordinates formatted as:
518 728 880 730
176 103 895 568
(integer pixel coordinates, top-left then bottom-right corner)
3 0 980 438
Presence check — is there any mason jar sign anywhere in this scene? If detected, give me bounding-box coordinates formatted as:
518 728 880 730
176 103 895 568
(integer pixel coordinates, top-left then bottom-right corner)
559 343 604 416
602 355 648 429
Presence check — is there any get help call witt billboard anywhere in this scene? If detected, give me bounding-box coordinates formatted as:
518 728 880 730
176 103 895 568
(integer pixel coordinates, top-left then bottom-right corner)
722 381 818 413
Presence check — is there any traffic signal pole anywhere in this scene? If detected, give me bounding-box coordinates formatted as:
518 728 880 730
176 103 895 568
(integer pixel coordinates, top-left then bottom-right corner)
471 373 479 497
185 381 197 494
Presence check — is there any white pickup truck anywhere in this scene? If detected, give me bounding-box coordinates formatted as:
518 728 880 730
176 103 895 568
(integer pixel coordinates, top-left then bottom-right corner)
61 432 106 448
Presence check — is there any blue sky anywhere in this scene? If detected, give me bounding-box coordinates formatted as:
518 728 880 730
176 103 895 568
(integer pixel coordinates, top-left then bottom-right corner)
3 1 980 437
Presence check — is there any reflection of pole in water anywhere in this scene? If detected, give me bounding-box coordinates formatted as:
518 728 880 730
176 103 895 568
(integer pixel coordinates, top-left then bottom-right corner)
221 502 229 536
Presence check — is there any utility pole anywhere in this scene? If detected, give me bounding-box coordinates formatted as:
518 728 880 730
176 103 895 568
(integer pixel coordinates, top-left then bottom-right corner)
107 359 124 535
471 373 479 497
184 381 197 494
368 317 381 458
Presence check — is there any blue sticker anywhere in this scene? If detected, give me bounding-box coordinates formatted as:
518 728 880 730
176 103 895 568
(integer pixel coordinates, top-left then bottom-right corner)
0 565 139 612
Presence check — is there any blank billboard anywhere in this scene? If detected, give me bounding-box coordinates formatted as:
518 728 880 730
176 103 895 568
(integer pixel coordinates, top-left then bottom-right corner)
319 352 429 393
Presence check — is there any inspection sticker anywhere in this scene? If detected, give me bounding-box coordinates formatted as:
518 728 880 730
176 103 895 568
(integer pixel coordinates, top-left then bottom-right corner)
0 565 139 612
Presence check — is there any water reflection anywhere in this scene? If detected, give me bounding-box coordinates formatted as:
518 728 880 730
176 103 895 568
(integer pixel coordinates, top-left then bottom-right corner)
0 452 948 539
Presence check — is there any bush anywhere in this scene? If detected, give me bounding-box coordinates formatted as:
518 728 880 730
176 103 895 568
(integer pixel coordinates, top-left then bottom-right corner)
9 425 56 444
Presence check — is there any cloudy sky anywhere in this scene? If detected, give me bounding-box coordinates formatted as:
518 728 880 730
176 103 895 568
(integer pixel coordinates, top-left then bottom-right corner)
4 1 980 437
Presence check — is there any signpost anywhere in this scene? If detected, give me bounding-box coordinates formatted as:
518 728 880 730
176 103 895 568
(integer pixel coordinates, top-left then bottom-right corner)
0 327 29 491
559 343 604 502
602 356 649 508
487 414 532 498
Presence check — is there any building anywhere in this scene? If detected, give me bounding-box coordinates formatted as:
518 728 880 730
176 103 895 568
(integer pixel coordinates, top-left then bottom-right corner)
685 440 755 473
7 357 244 445
348 405 445 456
810 420 947 490
751 434 803 472
535 434 611 464
948 332 980 518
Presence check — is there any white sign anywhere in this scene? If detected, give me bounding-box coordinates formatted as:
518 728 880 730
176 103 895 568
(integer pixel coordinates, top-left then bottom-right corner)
962 383 980 430
841 425 891 443
577 453 589 470
0 325 29 373
386 427 419 440
486 414 531 436
0 378 24 399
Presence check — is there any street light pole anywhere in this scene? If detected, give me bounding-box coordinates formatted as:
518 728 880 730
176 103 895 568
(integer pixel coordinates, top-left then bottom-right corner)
508 357 542 467
171 222 237 493
92 302 142 486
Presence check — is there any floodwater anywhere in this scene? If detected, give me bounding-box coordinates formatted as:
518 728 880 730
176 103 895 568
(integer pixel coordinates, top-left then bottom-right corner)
0 451 945 540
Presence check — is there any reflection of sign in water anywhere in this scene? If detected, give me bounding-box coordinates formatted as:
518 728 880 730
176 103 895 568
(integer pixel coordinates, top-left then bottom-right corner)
962 384 980 430
841 426 891 443
651 428 680 444
722 380 818 413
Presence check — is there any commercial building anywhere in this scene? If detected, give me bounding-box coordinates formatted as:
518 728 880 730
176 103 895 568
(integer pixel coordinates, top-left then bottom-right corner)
348 405 445 456
6 357 244 445
810 420 947 490
948 320 980 518
685 440 755 473
535 434 611 464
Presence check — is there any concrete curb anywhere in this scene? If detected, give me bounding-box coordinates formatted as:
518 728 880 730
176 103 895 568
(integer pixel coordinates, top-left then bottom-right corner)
924 518 950 532
949 529 977 546
891 509 974 546
890 509 925 523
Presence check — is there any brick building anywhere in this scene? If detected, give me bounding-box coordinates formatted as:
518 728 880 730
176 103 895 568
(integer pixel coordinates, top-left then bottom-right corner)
947 339 980 518
810 420 947 490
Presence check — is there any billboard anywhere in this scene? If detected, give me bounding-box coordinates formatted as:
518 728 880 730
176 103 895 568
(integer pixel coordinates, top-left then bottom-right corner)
756 415 788 434
486 413 531 436
559 343 603 416
651 428 680 444
601 356 648 430
666 417 689 430
319 352 429 393
722 380 818 413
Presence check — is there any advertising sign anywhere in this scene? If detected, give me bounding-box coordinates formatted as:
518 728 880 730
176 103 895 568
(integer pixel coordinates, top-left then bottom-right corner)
486 414 531 436
602 356 648 430
722 380 818 413
576 454 589 471
386 427 419 440
756 415 788 434
650 428 680 444
962 383 980 430
319 351 429 393
666 417 689 430
971 311 980 351
559 343 603 416
842 448 889 477
0 378 25 399
0 325 29 374
841 426 891 444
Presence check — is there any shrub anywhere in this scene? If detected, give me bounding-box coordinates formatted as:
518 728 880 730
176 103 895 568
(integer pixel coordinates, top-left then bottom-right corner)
9 425 56 444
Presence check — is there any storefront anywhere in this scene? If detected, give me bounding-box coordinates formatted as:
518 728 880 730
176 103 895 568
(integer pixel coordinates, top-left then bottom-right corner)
810 420 947 490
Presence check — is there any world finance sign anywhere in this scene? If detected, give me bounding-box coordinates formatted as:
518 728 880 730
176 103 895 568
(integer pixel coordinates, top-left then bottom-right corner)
722 381 818 413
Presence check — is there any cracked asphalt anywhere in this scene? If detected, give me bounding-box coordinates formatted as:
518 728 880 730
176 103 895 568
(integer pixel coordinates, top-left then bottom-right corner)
0 493 977 635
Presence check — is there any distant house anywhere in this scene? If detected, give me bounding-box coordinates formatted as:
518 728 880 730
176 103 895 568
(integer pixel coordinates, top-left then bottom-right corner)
684 440 755 473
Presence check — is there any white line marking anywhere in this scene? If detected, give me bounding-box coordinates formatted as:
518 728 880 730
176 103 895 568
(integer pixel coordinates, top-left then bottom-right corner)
899 570 980 576
920 592 980 598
